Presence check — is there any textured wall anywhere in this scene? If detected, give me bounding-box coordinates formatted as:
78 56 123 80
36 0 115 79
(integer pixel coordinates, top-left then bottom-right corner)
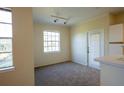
70 14 109 65
0 8 34 85
34 24 71 67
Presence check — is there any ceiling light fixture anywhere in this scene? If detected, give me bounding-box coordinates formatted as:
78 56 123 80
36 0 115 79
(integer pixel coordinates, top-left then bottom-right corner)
51 15 68 24
54 19 58 23
64 21 66 24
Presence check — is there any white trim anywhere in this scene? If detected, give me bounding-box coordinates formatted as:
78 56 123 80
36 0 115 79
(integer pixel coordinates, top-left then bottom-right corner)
0 37 12 39
0 66 15 73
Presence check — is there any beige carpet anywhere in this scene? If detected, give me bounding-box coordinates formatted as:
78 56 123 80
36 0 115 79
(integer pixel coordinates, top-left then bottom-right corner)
35 62 100 86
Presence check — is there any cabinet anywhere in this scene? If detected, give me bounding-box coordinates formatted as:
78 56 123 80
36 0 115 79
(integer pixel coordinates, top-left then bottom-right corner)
109 24 124 43
95 56 124 85
109 24 124 55
109 44 123 55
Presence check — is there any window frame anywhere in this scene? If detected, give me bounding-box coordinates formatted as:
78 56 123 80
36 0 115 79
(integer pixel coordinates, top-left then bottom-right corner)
0 8 13 70
43 30 61 53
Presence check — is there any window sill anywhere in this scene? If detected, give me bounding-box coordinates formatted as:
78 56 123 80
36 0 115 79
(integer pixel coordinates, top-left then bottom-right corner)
0 66 15 73
44 51 61 53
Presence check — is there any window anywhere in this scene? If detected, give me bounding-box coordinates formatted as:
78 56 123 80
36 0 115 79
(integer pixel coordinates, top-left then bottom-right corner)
43 31 60 52
0 8 13 69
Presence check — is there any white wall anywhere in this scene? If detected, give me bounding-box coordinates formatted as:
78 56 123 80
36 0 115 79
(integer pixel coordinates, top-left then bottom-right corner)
0 8 34 85
34 24 71 67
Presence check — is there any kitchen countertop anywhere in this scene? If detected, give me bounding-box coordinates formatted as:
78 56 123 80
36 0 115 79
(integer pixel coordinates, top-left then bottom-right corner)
95 55 124 69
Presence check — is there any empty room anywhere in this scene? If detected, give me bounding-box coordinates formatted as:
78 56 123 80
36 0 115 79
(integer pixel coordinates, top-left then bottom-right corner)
0 7 124 86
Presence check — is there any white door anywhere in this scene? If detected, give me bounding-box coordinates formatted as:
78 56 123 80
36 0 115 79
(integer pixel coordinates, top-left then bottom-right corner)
88 30 104 69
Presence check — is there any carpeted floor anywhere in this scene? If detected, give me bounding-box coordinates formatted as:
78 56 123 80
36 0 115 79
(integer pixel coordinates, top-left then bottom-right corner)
35 62 100 86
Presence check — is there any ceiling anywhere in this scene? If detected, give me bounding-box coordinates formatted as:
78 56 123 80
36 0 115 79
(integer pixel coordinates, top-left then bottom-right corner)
33 7 124 26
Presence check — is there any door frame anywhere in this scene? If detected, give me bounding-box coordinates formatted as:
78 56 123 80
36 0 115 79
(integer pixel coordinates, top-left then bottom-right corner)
87 29 105 68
